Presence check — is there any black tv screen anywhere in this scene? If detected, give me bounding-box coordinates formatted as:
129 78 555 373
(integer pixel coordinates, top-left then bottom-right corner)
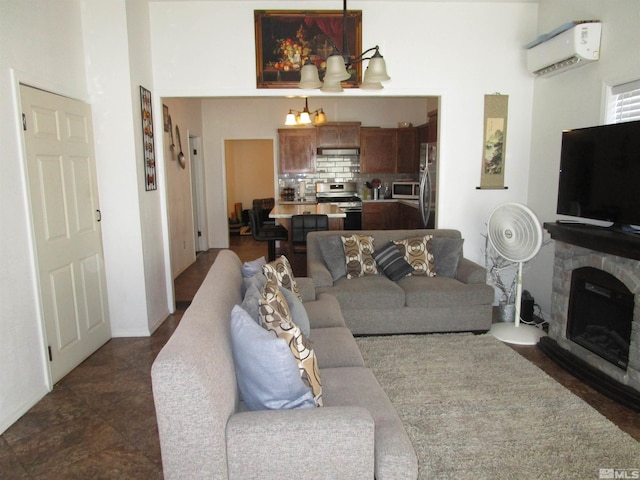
556 120 640 227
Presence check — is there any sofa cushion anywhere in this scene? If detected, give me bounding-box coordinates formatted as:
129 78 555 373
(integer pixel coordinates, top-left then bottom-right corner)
259 282 323 407
399 275 494 308
321 367 418 480
372 241 414 281
318 275 405 311
394 235 436 277
432 237 464 278
318 234 347 281
308 327 365 368
230 305 316 411
262 255 302 301
303 293 347 329
342 234 378 279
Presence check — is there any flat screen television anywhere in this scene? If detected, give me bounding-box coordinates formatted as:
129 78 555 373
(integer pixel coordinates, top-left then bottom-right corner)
556 120 640 230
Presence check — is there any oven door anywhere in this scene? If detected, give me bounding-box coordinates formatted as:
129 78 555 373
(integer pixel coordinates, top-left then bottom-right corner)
343 208 362 230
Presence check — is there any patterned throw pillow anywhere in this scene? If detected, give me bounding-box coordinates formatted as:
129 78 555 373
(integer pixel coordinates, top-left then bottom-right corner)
372 241 415 281
259 282 323 407
341 234 378 279
262 255 302 301
394 235 436 277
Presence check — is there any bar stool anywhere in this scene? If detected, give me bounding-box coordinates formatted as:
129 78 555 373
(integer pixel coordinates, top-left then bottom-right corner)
291 214 329 254
248 209 288 261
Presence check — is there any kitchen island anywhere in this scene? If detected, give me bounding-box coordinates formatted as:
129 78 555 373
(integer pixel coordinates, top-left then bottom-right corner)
269 203 346 254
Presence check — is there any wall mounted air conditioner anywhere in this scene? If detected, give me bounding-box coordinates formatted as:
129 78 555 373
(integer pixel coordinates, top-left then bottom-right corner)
526 22 601 77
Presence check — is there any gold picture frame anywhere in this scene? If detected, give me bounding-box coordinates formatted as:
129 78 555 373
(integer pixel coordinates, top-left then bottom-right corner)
255 10 362 89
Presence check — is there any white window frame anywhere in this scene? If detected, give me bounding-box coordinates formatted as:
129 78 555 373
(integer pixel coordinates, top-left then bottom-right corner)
606 79 640 123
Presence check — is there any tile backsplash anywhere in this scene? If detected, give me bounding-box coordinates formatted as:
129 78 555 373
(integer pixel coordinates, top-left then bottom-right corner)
279 154 418 199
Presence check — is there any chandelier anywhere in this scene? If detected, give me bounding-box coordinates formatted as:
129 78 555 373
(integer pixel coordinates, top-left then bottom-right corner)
298 0 390 92
284 97 327 126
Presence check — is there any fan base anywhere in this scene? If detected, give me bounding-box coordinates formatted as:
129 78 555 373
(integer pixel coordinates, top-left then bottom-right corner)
490 321 546 346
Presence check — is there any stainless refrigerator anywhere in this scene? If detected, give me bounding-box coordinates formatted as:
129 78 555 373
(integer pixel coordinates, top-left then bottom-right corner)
419 143 437 228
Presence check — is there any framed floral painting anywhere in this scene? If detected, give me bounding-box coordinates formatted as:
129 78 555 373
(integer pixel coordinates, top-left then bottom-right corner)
254 10 362 89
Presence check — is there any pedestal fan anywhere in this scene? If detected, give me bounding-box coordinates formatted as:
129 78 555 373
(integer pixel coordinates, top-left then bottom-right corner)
487 203 546 345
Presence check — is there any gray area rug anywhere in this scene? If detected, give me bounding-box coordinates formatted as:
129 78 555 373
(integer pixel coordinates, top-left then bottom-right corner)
355 334 639 480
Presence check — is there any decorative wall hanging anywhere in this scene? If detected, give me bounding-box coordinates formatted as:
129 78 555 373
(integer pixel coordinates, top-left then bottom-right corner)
478 94 509 190
254 9 362 89
140 86 157 191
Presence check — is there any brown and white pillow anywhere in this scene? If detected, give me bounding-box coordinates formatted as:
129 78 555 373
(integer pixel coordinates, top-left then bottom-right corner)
259 282 323 407
394 235 436 277
341 234 378 279
262 255 302 301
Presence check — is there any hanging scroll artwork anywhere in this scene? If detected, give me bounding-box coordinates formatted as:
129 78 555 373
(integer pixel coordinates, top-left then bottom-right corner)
479 94 509 190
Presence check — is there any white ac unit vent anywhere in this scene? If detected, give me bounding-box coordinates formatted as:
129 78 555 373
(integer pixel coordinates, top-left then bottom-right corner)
526 22 601 77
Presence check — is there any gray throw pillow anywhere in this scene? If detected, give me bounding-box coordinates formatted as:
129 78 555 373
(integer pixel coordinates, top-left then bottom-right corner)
318 235 347 281
242 256 266 278
241 284 262 322
432 237 464 278
278 284 311 337
372 241 414 282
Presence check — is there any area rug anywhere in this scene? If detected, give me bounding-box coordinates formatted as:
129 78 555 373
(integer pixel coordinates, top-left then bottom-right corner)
355 334 639 480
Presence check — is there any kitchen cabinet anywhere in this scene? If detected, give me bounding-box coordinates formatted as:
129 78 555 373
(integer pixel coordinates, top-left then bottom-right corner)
362 201 400 230
360 128 397 174
316 122 361 148
361 127 419 174
278 128 316 173
398 202 421 229
427 110 438 143
396 128 418 173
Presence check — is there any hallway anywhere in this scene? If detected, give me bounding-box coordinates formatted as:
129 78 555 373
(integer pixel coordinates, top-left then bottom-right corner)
1 239 638 479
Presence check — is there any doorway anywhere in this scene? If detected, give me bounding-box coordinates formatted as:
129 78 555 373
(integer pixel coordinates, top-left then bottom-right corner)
224 139 276 237
20 85 111 384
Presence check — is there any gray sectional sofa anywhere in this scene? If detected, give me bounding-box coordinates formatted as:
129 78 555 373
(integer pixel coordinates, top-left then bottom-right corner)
306 229 494 335
151 250 418 480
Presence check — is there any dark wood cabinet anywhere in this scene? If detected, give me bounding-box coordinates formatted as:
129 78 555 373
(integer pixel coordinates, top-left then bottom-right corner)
360 128 397 173
360 127 419 174
427 110 438 143
396 128 418 173
316 122 361 148
398 202 421 229
278 128 316 173
362 201 400 230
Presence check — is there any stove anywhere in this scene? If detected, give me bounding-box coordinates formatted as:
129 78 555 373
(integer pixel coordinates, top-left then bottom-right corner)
316 182 362 230
315 182 361 211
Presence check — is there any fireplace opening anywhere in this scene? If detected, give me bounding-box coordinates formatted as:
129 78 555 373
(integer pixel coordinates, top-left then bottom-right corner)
567 267 634 369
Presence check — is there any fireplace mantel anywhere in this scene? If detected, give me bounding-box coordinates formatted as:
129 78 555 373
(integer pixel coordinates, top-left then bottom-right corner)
544 222 640 261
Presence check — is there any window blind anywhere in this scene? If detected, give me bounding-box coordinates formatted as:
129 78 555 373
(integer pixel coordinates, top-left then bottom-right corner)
609 79 640 123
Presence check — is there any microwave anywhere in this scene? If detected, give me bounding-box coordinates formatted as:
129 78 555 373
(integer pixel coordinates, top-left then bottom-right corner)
392 181 420 199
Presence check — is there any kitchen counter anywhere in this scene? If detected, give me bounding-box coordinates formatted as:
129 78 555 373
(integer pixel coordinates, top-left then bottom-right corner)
270 203 346 218
270 204 345 254
362 199 419 209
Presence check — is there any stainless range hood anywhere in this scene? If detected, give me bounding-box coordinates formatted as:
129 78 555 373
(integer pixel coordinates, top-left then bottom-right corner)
316 147 360 156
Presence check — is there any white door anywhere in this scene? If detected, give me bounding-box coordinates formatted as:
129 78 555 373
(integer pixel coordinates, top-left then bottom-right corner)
20 85 111 383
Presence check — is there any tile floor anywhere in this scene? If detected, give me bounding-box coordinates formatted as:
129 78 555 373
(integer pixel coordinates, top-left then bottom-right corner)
1 237 638 479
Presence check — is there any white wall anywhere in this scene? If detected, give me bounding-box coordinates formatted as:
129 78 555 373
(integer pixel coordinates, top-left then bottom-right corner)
0 0 169 434
526 0 640 319
150 1 539 266
0 0 87 436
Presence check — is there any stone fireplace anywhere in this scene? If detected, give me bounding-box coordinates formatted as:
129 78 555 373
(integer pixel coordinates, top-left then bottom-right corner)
542 222 640 411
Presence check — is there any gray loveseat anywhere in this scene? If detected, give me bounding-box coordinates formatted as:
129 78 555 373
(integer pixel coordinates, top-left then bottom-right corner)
151 250 417 480
307 229 494 335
